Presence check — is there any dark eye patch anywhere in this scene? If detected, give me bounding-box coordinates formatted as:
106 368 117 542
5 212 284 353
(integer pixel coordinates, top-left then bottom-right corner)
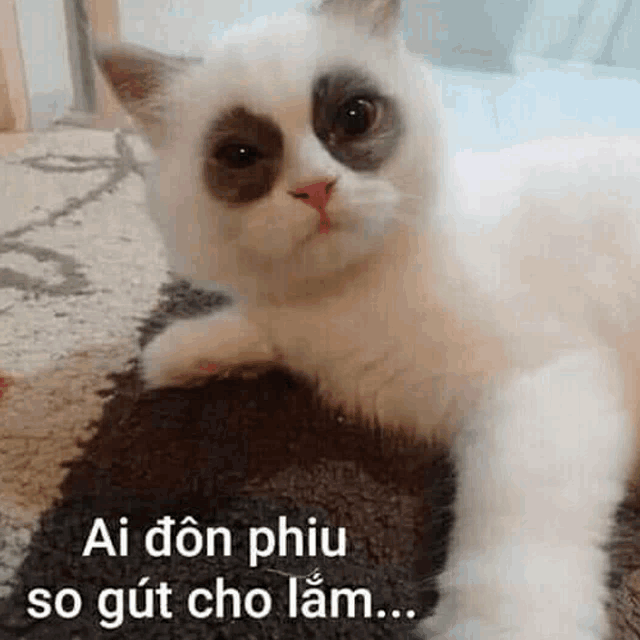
312 70 402 172
203 107 284 205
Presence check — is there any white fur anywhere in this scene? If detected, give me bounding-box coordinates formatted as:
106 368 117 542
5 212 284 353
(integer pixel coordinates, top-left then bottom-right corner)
419 349 633 639
99 3 640 637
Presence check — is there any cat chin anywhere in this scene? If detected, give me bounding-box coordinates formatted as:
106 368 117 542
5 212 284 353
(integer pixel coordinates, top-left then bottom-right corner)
264 235 386 301
230 208 393 271
301 228 384 265
162 228 382 303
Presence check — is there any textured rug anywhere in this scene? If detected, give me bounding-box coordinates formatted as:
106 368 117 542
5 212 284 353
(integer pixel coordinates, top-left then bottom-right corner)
1 127 640 639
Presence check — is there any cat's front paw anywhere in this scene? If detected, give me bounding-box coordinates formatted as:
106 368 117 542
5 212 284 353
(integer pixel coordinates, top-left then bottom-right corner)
141 325 222 389
416 617 498 640
414 588 606 640
140 312 275 390
417 622 602 640
413 590 501 640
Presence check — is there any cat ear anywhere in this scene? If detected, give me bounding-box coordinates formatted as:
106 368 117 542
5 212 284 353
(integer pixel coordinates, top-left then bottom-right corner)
94 42 188 147
313 0 402 38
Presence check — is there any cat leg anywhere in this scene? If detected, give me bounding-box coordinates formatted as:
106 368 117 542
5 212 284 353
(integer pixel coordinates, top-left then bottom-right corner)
141 308 274 389
417 348 635 640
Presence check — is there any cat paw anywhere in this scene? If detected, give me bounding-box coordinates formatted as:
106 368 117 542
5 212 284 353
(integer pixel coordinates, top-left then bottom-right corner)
415 618 497 640
140 326 221 390
140 312 274 390
415 618 602 640
414 589 606 640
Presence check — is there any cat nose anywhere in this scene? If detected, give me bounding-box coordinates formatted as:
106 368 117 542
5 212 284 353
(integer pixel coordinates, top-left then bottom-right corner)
288 179 336 210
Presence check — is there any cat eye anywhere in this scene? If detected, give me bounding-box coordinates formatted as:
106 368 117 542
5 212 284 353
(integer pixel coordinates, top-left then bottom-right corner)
312 71 402 172
203 107 284 206
335 97 380 137
215 143 263 170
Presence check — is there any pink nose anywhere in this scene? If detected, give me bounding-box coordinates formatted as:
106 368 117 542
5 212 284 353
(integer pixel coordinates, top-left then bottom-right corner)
288 180 336 210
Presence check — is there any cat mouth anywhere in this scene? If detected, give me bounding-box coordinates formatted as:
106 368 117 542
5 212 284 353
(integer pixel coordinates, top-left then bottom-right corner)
317 209 331 234
317 219 331 234
309 224 338 241
294 220 340 250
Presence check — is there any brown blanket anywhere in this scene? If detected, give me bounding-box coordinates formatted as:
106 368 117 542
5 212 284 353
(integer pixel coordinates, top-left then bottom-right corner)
1 278 639 639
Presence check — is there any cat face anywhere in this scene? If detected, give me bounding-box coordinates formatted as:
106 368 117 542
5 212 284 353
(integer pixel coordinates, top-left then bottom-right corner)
97 0 443 301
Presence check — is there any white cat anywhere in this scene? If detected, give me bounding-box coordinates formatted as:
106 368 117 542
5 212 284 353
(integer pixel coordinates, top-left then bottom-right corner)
97 1 640 637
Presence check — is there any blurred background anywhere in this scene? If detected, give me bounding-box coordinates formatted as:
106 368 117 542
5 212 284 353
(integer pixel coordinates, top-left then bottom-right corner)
2 0 640 153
